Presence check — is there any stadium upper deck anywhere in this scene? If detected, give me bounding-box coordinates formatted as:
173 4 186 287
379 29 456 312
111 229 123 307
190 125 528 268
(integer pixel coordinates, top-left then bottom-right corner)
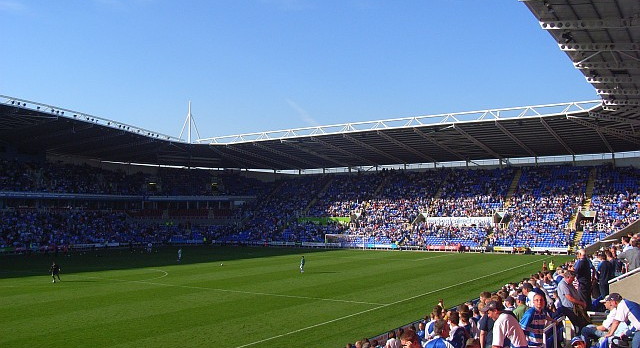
1 0 639 171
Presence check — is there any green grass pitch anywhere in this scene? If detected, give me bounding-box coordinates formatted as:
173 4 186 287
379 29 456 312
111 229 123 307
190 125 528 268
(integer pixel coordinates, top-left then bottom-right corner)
0 246 571 347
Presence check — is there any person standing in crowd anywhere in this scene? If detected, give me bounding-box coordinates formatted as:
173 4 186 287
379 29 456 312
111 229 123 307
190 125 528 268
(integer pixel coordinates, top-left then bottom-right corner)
448 311 469 348
555 270 590 333
521 283 535 308
481 300 528 348
399 329 423 348
520 292 553 347
49 261 61 283
573 249 594 310
617 239 640 272
425 320 454 348
607 249 623 277
479 302 495 348
513 295 529 322
596 252 614 298
385 330 401 348
604 293 640 348
581 293 629 348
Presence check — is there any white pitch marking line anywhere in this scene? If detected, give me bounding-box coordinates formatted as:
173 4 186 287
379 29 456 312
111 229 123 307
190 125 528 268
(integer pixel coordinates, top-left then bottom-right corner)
70 270 385 306
412 253 458 261
232 255 553 348
69 268 169 282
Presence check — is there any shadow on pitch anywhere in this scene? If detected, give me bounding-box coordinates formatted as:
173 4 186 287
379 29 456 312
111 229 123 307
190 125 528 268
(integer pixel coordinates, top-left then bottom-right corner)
0 245 342 280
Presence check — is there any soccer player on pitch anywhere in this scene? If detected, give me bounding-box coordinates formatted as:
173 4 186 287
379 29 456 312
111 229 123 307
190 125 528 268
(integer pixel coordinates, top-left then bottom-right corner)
300 256 305 273
50 261 61 283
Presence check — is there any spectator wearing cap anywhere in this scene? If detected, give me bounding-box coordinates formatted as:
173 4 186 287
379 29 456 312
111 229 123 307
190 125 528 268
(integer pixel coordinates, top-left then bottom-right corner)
581 293 629 348
604 293 640 348
513 295 529 322
570 336 586 348
481 300 528 348
503 297 515 312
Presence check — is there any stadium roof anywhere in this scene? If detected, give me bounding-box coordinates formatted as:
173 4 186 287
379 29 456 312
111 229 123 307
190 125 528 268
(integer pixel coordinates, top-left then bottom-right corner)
522 0 640 108
1 0 639 171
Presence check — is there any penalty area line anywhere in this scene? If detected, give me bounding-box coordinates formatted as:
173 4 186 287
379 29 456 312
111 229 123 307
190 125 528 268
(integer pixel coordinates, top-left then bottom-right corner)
232 255 552 348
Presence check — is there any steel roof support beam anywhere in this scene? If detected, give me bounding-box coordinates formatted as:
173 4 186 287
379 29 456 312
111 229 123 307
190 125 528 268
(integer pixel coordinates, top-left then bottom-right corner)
452 125 503 160
567 117 640 146
586 76 635 84
313 138 379 167
494 122 537 157
208 145 266 169
575 61 640 70
342 133 405 164
48 130 126 152
120 143 181 162
596 89 640 96
588 111 640 127
15 123 96 147
376 130 437 163
224 144 292 170
280 140 350 168
595 129 615 154
413 128 466 161
540 19 640 30
559 43 640 52
252 142 320 168
84 138 157 157
539 118 575 155
602 100 640 107
0 113 58 130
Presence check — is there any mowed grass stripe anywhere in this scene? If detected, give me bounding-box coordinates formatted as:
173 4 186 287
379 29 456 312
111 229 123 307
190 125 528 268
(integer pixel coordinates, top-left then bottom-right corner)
0 247 571 348
231 253 555 348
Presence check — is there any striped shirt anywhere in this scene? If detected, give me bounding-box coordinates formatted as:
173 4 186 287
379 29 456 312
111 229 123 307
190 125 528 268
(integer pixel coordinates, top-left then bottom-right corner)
519 308 549 347
541 281 557 299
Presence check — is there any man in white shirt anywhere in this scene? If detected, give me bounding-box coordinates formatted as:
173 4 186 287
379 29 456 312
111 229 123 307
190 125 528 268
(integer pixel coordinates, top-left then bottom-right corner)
581 294 629 347
605 293 640 348
481 301 528 348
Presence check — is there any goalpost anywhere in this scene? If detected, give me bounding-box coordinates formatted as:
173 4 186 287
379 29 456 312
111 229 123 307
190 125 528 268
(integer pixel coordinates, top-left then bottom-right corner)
324 234 367 250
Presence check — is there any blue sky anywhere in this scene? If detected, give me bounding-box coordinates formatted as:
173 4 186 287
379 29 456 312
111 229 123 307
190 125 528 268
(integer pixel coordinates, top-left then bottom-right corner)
0 0 598 140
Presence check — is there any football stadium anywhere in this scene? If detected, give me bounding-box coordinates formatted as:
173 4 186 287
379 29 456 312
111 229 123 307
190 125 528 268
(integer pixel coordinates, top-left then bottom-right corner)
2 1 640 347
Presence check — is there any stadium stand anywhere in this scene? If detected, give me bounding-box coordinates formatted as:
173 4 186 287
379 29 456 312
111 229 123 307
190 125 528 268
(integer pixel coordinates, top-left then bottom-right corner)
2 156 639 255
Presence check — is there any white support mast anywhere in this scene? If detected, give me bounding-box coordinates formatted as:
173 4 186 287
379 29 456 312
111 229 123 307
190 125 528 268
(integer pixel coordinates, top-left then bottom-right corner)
179 101 202 143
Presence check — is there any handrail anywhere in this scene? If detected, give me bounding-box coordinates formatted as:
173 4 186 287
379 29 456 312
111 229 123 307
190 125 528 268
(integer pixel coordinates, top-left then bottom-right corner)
609 266 640 284
542 315 566 348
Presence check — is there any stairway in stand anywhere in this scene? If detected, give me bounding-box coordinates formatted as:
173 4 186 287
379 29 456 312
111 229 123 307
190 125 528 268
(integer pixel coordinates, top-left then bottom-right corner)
503 168 522 209
571 166 597 247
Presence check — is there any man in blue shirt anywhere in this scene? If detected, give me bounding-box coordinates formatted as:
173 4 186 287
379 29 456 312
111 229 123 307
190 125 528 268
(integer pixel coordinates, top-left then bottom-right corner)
425 320 454 348
520 292 553 347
